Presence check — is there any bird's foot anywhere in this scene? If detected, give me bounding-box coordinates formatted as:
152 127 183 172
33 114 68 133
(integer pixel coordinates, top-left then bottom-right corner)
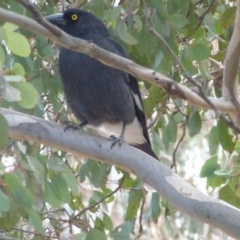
109 134 124 149
63 120 87 132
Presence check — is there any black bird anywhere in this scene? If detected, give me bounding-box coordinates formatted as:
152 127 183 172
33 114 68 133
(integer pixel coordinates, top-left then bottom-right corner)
46 9 158 160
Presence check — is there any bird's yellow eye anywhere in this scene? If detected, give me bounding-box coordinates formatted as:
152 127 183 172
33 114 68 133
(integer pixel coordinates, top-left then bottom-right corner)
71 14 78 21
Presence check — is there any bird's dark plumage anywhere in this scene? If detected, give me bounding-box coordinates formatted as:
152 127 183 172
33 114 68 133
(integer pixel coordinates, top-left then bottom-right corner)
46 9 158 160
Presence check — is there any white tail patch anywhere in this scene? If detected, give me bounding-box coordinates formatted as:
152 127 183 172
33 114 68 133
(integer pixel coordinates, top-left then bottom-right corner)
131 90 143 111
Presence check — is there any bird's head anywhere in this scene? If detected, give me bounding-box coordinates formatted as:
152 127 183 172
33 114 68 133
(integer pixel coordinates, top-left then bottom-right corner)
46 9 109 38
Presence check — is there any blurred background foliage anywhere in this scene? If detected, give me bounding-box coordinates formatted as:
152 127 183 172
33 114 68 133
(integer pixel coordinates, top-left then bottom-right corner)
0 0 239 239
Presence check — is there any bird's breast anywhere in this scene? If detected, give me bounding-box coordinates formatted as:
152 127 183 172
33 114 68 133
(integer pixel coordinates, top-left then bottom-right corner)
90 117 145 145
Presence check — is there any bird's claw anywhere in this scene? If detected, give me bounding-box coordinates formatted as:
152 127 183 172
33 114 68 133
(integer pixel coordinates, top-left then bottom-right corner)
63 121 80 132
109 135 124 149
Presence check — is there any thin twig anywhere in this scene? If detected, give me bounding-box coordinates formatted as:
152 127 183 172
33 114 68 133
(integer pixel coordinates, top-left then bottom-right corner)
135 196 145 240
148 95 169 129
171 116 188 171
195 0 215 30
73 177 125 220
16 0 61 37
11 228 57 239
148 27 187 74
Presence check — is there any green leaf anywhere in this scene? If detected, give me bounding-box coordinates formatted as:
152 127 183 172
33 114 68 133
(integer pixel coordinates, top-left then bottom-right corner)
229 167 240 197
3 173 34 208
168 14 188 29
0 27 8 42
42 46 54 59
182 56 195 75
154 52 163 68
27 209 44 233
199 156 218 178
0 45 5 63
116 21 138 45
85 229 107 240
219 185 239 207
191 43 210 63
62 167 79 195
151 192 161 224
208 126 219 154
0 189 10 212
111 220 135 240
162 117 178 149
51 174 71 203
191 26 205 39
126 190 143 220
168 118 177 142
79 160 109 188
214 169 231 176
12 81 39 109
74 233 87 240
5 75 23 82
48 156 67 173
6 32 31 57
0 208 19 230
103 212 113 232
217 119 234 153
143 86 164 118
2 80 21 102
27 156 47 179
3 23 19 32
187 110 202 137
133 14 142 31
221 7 236 29
12 63 25 76
91 163 110 188
44 180 61 208
207 173 226 188
0 114 8 151
111 6 121 22
95 217 104 230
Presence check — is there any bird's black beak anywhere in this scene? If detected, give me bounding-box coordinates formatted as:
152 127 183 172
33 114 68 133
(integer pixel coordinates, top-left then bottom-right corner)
45 13 66 26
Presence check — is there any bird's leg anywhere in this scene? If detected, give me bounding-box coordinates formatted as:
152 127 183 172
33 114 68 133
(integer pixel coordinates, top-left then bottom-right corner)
64 120 88 132
109 122 126 149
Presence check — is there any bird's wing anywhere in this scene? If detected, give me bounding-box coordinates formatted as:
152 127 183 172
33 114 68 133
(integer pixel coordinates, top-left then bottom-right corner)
107 38 151 146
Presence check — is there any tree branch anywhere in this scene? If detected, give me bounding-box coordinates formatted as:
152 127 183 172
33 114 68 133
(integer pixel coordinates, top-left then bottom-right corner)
1 108 240 238
0 8 237 114
222 0 240 125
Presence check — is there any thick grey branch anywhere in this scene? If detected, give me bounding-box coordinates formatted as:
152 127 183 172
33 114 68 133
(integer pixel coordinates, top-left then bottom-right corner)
222 0 240 101
1 108 240 239
0 8 237 113
222 0 240 125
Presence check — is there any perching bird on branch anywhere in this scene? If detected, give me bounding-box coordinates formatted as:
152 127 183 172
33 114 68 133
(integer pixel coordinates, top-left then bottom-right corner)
46 9 158 160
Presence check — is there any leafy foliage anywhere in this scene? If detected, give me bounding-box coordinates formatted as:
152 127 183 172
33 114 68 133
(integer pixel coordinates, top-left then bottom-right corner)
0 0 239 239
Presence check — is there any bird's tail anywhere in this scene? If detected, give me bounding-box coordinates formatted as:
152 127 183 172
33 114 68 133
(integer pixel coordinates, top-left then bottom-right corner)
131 143 159 160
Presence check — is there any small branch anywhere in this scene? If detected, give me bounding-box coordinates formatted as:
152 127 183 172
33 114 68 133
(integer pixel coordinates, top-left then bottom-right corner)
171 116 188 171
16 0 61 37
148 26 187 73
195 0 215 30
11 228 57 239
147 95 168 129
73 177 125 220
0 234 19 240
222 0 240 125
